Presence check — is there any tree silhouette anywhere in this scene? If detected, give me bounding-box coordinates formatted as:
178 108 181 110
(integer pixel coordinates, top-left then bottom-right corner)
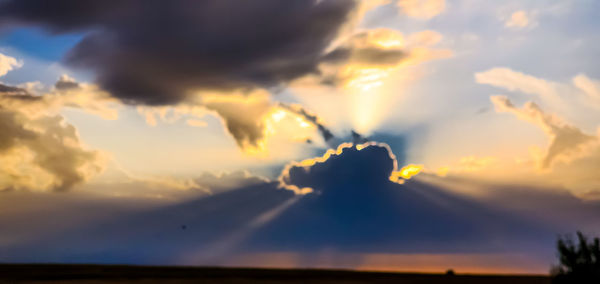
552 231 600 283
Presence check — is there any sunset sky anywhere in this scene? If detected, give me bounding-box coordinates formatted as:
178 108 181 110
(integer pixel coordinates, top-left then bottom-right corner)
1 0 599 274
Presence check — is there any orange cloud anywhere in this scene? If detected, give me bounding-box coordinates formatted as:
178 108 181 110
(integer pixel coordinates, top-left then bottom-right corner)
397 0 446 20
505 10 533 29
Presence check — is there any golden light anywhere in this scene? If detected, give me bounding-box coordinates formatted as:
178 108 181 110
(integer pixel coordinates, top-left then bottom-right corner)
297 142 353 167
352 28 405 50
389 164 424 183
344 67 389 92
270 109 287 122
198 91 322 157
342 30 408 135
247 106 320 157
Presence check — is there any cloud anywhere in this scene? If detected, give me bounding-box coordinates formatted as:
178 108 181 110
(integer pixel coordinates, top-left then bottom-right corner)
278 142 421 194
8 141 594 265
475 68 561 102
247 142 565 253
0 0 359 105
0 78 119 121
468 68 600 198
323 46 407 67
0 83 30 96
397 0 445 20
201 92 273 151
54 74 80 90
0 66 109 191
80 161 272 200
291 28 452 135
491 95 595 169
475 68 600 113
277 103 335 145
504 10 533 29
0 107 106 191
137 91 335 154
194 171 270 193
485 96 600 199
136 103 209 127
573 74 600 108
0 3 450 153
0 53 22 77
305 28 452 90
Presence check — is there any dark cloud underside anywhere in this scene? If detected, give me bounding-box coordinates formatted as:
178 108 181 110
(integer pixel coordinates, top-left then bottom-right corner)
0 0 357 105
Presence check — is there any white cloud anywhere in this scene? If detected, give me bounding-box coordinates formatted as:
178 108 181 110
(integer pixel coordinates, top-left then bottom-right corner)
475 68 600 118
475 68 559 100
573 74 600 108
0 53 22 77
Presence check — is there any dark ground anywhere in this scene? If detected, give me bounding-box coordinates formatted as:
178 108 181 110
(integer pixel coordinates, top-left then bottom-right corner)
0 264 551 283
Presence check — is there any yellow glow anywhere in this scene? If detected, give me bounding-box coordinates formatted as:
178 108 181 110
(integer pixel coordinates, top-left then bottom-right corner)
436 166 449 177
200 90 321 157
399 164 424 178
352 28 405 50
389 164 424 183
336 29 451 135
458 156 496 172
297 118 311 128
341 31 406 134
341 65 393 134
297 142 353 167
344 66 389 92
270 109 287 122
246 106 319 157
375 38 403 49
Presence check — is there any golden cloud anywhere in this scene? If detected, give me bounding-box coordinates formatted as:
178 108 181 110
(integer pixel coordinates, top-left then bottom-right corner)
397 0 446 20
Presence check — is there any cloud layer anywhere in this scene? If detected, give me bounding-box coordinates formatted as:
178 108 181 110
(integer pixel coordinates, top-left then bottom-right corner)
0 0 359 105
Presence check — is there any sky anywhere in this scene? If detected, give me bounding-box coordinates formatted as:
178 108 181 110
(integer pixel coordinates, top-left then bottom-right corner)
0 0 599 274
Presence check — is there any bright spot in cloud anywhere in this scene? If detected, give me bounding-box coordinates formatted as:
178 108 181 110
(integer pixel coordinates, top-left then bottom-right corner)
505 10 532 29
397 0 446 20
389 164 424 183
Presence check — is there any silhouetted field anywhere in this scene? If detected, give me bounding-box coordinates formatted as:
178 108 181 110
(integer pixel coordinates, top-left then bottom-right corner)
0 264 551 283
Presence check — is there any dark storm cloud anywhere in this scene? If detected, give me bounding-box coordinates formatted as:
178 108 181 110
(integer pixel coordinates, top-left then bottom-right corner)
0 0 358 105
